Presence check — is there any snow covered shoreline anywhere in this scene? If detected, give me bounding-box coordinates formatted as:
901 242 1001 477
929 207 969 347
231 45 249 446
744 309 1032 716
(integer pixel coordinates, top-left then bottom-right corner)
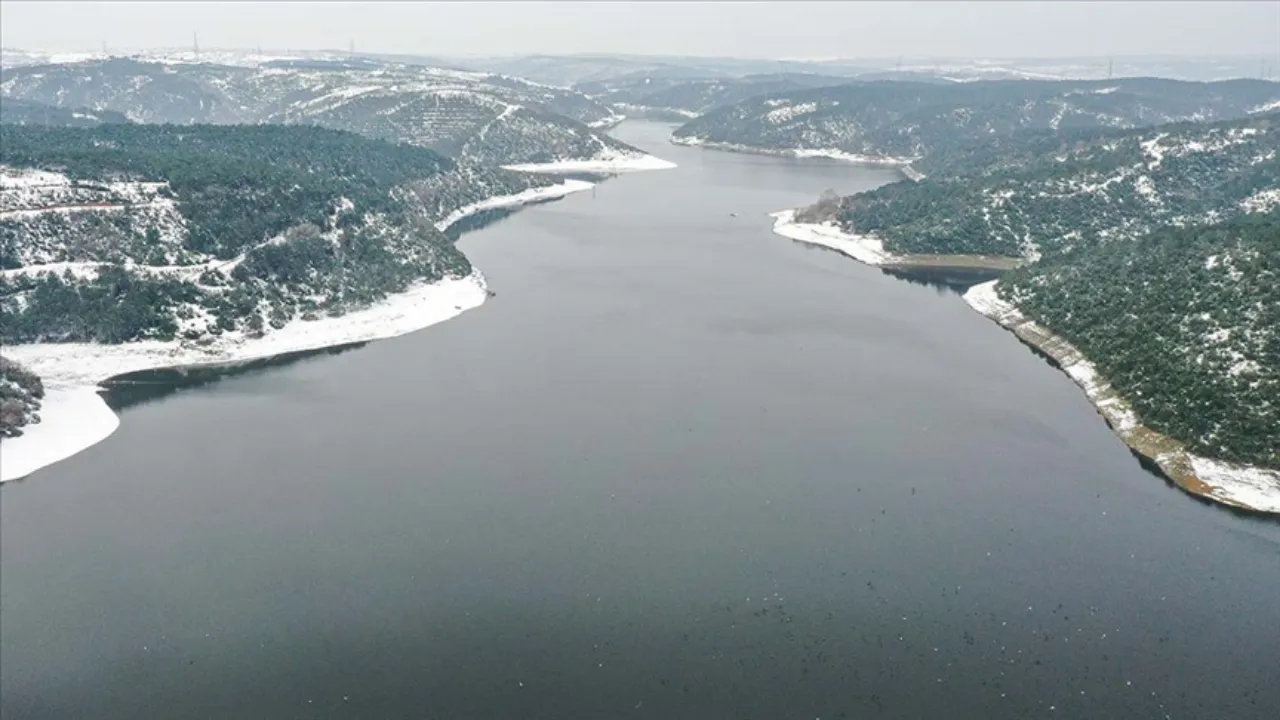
0 153 681 483
770 209 901 266
770 209 1021 273
670 136 924 179
964 280 1280 515
1 273 488 483
501 151 677 174
770 204 1279 514
434 179 594 231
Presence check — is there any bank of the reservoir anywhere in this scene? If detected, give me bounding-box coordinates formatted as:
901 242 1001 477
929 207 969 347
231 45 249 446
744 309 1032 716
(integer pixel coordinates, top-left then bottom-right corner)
965 280 1280 515
0 162 675 483
769 208 1280 515
770 209 1021 276
671 136 925 181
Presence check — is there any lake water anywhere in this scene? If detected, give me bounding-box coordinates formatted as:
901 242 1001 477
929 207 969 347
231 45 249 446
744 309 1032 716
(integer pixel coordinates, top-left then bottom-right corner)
3 121 1278 719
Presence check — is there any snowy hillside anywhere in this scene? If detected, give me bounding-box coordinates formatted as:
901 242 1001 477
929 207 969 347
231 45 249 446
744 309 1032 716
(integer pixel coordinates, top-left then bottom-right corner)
0 57 650 166
673 78 1280 165
0 123 566 350
823 114 1280 258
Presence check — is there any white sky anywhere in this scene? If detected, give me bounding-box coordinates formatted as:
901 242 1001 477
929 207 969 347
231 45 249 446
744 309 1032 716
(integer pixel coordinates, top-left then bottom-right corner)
2 1 1278 60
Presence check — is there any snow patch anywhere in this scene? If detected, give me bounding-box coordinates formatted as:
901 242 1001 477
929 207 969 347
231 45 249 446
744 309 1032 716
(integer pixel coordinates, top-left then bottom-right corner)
1240 188 1280 214
1248 99 1280 115
764 102 818 124
434 179 594 231
502 153 676 174
1133 175 1160 203
791 148 914 166
0 388 120 483
769 209 898 266
1189 457 1280 514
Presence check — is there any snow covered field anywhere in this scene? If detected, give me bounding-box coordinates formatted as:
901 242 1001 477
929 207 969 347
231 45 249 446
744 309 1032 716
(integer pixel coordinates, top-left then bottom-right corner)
964 281 1280 515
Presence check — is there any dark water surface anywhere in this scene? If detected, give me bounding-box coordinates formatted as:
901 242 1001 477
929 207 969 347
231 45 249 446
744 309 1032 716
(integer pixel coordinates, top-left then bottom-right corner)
3 122 1278 719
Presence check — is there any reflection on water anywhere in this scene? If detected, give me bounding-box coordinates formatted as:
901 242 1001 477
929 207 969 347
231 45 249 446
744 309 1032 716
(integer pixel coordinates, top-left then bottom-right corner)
100 343 367 413
879 266 1005 293
441 207 519 242
785 239 1005 294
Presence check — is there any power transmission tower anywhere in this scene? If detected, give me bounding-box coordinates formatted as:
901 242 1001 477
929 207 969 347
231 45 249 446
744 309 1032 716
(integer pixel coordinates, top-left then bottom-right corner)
1107 59 1113 79
193 32 200 62
349 38 355 57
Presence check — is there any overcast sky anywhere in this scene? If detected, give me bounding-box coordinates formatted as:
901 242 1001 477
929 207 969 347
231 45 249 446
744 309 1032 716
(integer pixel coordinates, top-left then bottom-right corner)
2 1 1278 60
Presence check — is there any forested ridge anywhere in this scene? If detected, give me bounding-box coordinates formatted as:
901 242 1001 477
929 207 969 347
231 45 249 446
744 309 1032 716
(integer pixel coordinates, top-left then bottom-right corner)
673 77 1280 162
0 123 547 346
1000 213 1279 467
0 57 641 166
822 113 1279 257
2 123 454 259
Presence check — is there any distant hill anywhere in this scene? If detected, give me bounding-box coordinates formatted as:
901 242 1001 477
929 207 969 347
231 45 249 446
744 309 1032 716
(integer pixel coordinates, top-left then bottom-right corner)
823 113 1279 258
0 57 645 166
579 73 859 120
673 78 1280 163
0 97 129 127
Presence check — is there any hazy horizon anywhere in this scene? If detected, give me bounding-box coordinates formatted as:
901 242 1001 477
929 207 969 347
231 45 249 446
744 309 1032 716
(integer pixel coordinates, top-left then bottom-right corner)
2 1 1278 61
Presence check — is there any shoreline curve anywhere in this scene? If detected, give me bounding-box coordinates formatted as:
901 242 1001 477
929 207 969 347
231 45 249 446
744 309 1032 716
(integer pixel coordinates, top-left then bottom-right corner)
0 161 675 483
1 272 488 483
770 206 1280 515
671 136 923 180
963 281 1280 515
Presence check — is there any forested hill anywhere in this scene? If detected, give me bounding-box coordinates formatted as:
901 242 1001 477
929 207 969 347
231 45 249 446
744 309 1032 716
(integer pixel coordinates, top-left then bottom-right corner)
819 113 1279 258
0 57 642 166
1000 212 1279 468
672 77 1280 162
0 97 130 127
0 123 551 345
